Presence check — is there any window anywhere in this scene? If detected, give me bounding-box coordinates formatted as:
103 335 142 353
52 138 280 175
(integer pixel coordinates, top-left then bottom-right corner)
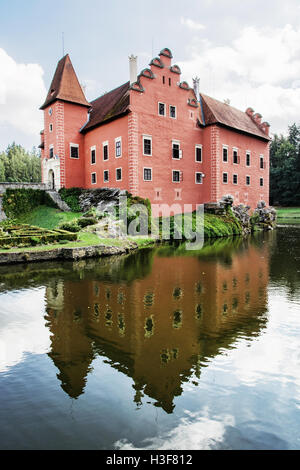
170 105 176 119
172 141 180 159
246 152 251 167
260 155 264 169
260 177 264 187
246 175 250 186
172 170 180 183
233 149 239 164
91 147 96 165
91 172 97 184
143 168 152 181
158 102 166 116
195 172 203 184
233 174 238 185
70 144 79 159
223 172 228 184
103 142 108 160
162 76 165 84
104 170 109 183
223 146 228 162
195 145 202 162
115 138 122 157
116 168 122 181
169 78 171 86
49 124 53 132
49 145 54 159
143 136 152 156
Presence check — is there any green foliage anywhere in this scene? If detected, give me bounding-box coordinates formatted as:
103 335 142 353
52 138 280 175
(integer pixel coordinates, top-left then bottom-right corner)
0 223 77 247
0 142 41 183
58 220 81 232
77 216 98 228
59 187 83 212
270 123 300 206
3 188 57 218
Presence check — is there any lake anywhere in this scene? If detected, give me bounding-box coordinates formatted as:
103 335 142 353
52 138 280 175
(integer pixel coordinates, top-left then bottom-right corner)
0 226 300 450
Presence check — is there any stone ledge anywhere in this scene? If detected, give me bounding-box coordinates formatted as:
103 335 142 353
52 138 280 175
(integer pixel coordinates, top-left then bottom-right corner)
0 243 139 266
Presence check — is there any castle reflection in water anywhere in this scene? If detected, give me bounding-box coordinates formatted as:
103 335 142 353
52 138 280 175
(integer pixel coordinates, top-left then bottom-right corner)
45 237 270 413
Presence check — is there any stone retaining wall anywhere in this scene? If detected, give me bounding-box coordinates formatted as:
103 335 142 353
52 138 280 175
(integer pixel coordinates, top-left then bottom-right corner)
0 243 139 266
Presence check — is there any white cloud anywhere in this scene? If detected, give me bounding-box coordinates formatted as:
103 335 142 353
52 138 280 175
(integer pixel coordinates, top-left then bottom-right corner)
0 48 46 141
178 24 300 134
180 17 206 31
114 409 234 450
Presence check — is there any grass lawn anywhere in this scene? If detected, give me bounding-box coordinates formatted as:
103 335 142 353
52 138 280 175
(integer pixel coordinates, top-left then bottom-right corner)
15 206 83 229
276 207 300 223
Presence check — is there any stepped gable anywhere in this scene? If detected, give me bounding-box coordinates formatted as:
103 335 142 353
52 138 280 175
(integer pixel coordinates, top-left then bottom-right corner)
40 54 90 110
201 94 270 140
81 81 130 133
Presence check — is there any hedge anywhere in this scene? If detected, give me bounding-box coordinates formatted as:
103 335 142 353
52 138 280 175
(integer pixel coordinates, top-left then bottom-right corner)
3 189 57 218
0 223 77 247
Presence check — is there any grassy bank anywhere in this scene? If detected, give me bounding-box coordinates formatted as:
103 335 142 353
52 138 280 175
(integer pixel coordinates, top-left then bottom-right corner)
276 207 300 224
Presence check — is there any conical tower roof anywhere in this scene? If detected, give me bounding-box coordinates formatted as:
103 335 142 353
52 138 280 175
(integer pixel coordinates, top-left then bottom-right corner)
40 54 90 110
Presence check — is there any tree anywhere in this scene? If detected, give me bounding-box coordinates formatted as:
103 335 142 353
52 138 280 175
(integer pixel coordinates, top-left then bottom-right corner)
0 142 41 183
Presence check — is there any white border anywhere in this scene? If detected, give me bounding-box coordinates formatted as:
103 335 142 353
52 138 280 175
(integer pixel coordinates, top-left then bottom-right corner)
195 144 202 163
222 145 229 163
246 175 251 186
233 173 238 185
91 172 97 184
70 143 79 159
158 102 166 117
222 172 228 184
143 135 152 156
143 167 152 181
103 169 109 183
172 169 181 183
169 105 176 119
115 137 122 158
91 145 96 165
195 172 203 184
103 141 109 161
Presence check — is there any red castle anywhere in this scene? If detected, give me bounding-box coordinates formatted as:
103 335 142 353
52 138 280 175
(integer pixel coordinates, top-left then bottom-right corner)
39 48 270 215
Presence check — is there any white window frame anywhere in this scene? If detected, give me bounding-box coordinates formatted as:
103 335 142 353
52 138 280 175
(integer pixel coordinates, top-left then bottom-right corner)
169 105 176 119
49 144 54 159
115 137 122 158
116 167 122 182
103 141 109 161
233 147 239 165
91 145 96 165
172 169 181 183
70 143 79 159
246 151 251 167
143 135 152 156
158 102 166 117
91 172 97 185
195 144 202 163
246 175 251 186
195 172 203 184
223 145 229 163
103 169 109 183
222 172 228 184
233 173 238 185
260 155 264 169
143 167 152 182
172 140 182 160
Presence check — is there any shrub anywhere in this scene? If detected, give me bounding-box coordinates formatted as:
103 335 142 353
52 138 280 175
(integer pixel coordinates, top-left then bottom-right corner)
59 187 83 212
58 220 81 232
2 189 57 218
77 217 98 228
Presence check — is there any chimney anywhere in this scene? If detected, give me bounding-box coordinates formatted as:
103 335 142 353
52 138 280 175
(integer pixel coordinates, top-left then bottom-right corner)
253 112 262 125
129 54 137 84
193 76 200 101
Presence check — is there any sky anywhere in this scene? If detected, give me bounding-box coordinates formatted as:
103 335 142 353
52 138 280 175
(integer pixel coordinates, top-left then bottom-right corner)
1 0 300 151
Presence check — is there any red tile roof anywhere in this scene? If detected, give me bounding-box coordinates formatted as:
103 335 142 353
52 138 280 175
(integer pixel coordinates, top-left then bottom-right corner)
81 82 130 133
200 94 270 140
40 54 90 110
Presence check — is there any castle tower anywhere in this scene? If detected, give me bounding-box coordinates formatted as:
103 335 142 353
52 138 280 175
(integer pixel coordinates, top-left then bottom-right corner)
40 54 90 189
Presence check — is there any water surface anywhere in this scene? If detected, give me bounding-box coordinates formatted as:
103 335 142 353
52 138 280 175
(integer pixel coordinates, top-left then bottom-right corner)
0 227 300 450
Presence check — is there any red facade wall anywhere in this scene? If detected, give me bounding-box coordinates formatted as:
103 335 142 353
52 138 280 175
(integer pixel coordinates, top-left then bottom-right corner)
82 115 129 190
